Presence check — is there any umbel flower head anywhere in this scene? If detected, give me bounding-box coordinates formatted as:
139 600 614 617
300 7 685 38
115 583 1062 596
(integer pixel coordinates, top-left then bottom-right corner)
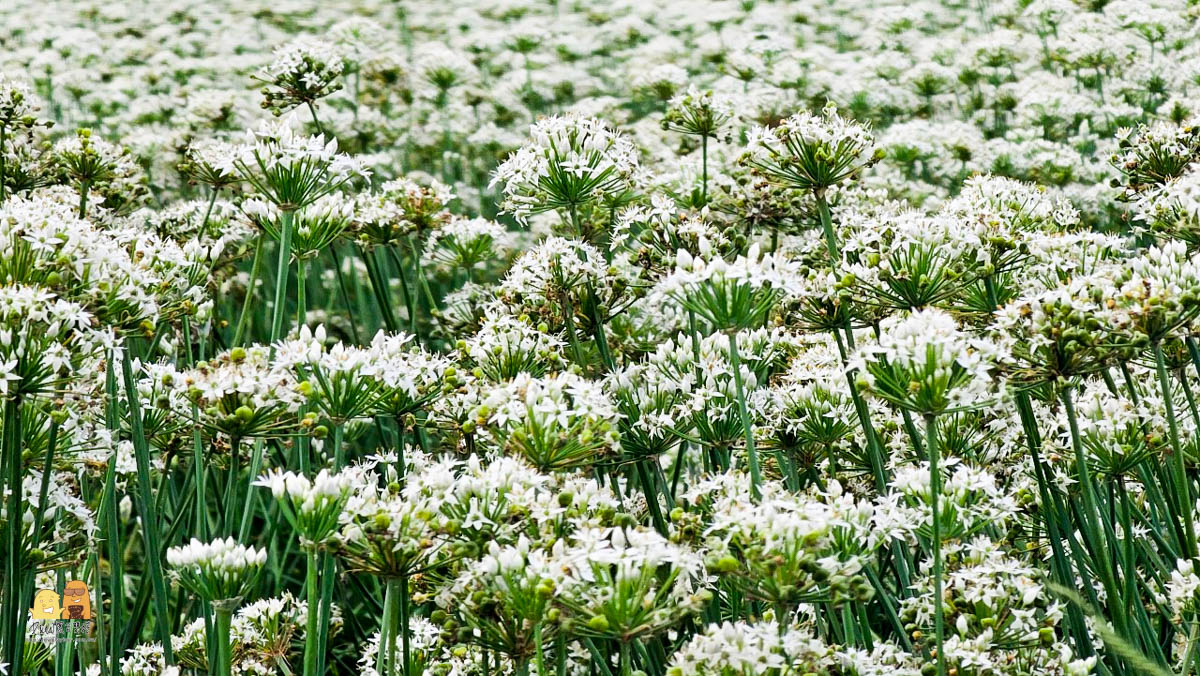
162 344 306 439
257 37 345 115
273 323 384 424
334 459 459 579
554 526 710 643
0 73 43 131
0 193 212 332
491 115 640 223
256 467 355 547
425 216 509 274
178 139 241 190
352 177 455 247
242 192 353 261
472 371 620 472
741 104 882 193
991 271 1144 385
855 308 1005 415
1109 240 1200 343
897 537 1093 676
662 86 737 140
459 313 566 382
1111 121 1200 198
0 284 104 400
233 115 367 212
167 537 266 606
661 243 799 331
52 129 148 213
667 620 835 676
689 475 875 610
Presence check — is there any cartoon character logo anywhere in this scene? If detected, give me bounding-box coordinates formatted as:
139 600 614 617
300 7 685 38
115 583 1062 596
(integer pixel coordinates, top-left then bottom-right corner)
60 581 91 620
30 589 61 621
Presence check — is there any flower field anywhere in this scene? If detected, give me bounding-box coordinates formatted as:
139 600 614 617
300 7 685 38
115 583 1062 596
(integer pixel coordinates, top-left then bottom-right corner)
4 0 1200 674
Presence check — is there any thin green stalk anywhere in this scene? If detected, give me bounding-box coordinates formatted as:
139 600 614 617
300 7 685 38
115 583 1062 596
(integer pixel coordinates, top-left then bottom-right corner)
2 396 22 672
1060 386 1128 640
636 461 668 534
820 194 888 492
200 186 219 230
78 180 90 219
0 125 7 202
222 436 241 536
27 420 59 552
362 246 400 333
1154 341 1197 559
814 188 841 260
31 418 89 660
304 548 320 676
411 240 439 317
727 331 761 499
316 551 336 673
214 607 233 676
306 101 326 137
237 438 266 542
385 246 419 339
329 244 362 343
925 413 945 676
269 210 295 345
122 347 175 664
1014 391 1093 658
296 257 308 329
230 231 261 343
103 445 124 676
400 573 411 676
534 623 546 676
379 578 398 676
560 292 585 365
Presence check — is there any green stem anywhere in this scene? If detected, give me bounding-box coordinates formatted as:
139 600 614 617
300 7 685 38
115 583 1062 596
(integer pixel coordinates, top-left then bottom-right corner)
237 438 266 542
1060 386 1127 639
0 126 7 202
317 551 336 673
233 235 266 347
560 292 584 365
534 623 546 676
2 396 22 672
304 548 320 676
820 192 888 492
1155 341 1197 560
411 240 439 317
815 188 840 260
214 608 233 676
385 246 418 339
27 420 59 552
78 180 90 219
122 347 175 664
362 246 399 333
727 331 761 499
270 210 295 345
380 578 399 676
296 257 308 329
925 413 945 676
201 187 218 231
306 102 326 137
1014 391 1093 657
400 573 411 676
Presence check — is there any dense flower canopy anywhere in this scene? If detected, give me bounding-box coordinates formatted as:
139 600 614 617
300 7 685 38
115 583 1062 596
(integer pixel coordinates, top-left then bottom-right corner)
2 1 1200 676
